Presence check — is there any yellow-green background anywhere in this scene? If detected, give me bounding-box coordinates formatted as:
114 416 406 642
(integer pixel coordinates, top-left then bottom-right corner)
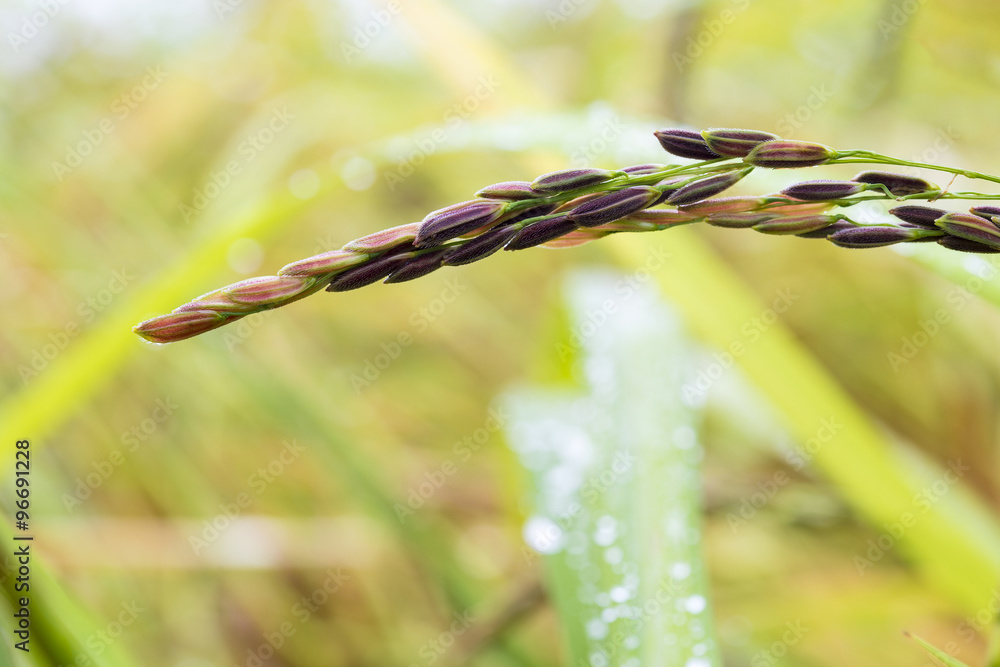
3 0 1000 665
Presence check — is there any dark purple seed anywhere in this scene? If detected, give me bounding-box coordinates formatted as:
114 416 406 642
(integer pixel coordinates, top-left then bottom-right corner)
568 186 660 227
416 200 506 247
327 253 413 291
781 180 865 201
622 163 667 175
702 128 780 158
705 212 777 228
828 226 933 249
889 205 948 228
653 129 721 161
443 225 522 266
384 248 450 283
505 216 579 251
753 214 837 235
796 221 855 238
851 171 937 196
530 168 617 193
938 235 1000 254
744 140 835 168
475 181 538 200
970 206 1000 226
935 212 1000 249
666 168 751 206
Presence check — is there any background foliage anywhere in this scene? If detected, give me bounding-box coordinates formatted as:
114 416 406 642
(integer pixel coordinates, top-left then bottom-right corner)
3 0 1000 665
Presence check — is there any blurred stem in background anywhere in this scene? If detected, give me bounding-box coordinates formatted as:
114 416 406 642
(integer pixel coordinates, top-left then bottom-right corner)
505 271 719 667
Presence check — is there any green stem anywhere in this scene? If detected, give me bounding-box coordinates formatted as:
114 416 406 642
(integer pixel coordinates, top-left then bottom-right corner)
833 150 1000 187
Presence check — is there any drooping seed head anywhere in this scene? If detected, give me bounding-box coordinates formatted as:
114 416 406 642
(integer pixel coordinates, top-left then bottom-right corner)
278 249 369 277
678 195 764 215
781 180 865 201
223 276 314 306
384 248 450 283
133 309 230 344
934 212 1000 249
653 129 721 161
702 128 780 158
828 225 936 248
705 211 778 228
416 200 507 247
505 215 578 251
851 171 939 196
744 140 835 168
666 167 752 206
970 206 1000 226
888 205 949 229
568 186 661 227
938 235 1000 254
475 181 538 200
342 222 421 253
621 163 668 175
530 168 618 193
327 252 414 291
753 214 838 235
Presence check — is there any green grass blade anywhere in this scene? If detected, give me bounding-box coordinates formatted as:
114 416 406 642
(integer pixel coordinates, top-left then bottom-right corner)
504 270 719 667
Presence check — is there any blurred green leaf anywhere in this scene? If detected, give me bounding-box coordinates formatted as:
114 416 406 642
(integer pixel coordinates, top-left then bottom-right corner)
505 271 719 667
